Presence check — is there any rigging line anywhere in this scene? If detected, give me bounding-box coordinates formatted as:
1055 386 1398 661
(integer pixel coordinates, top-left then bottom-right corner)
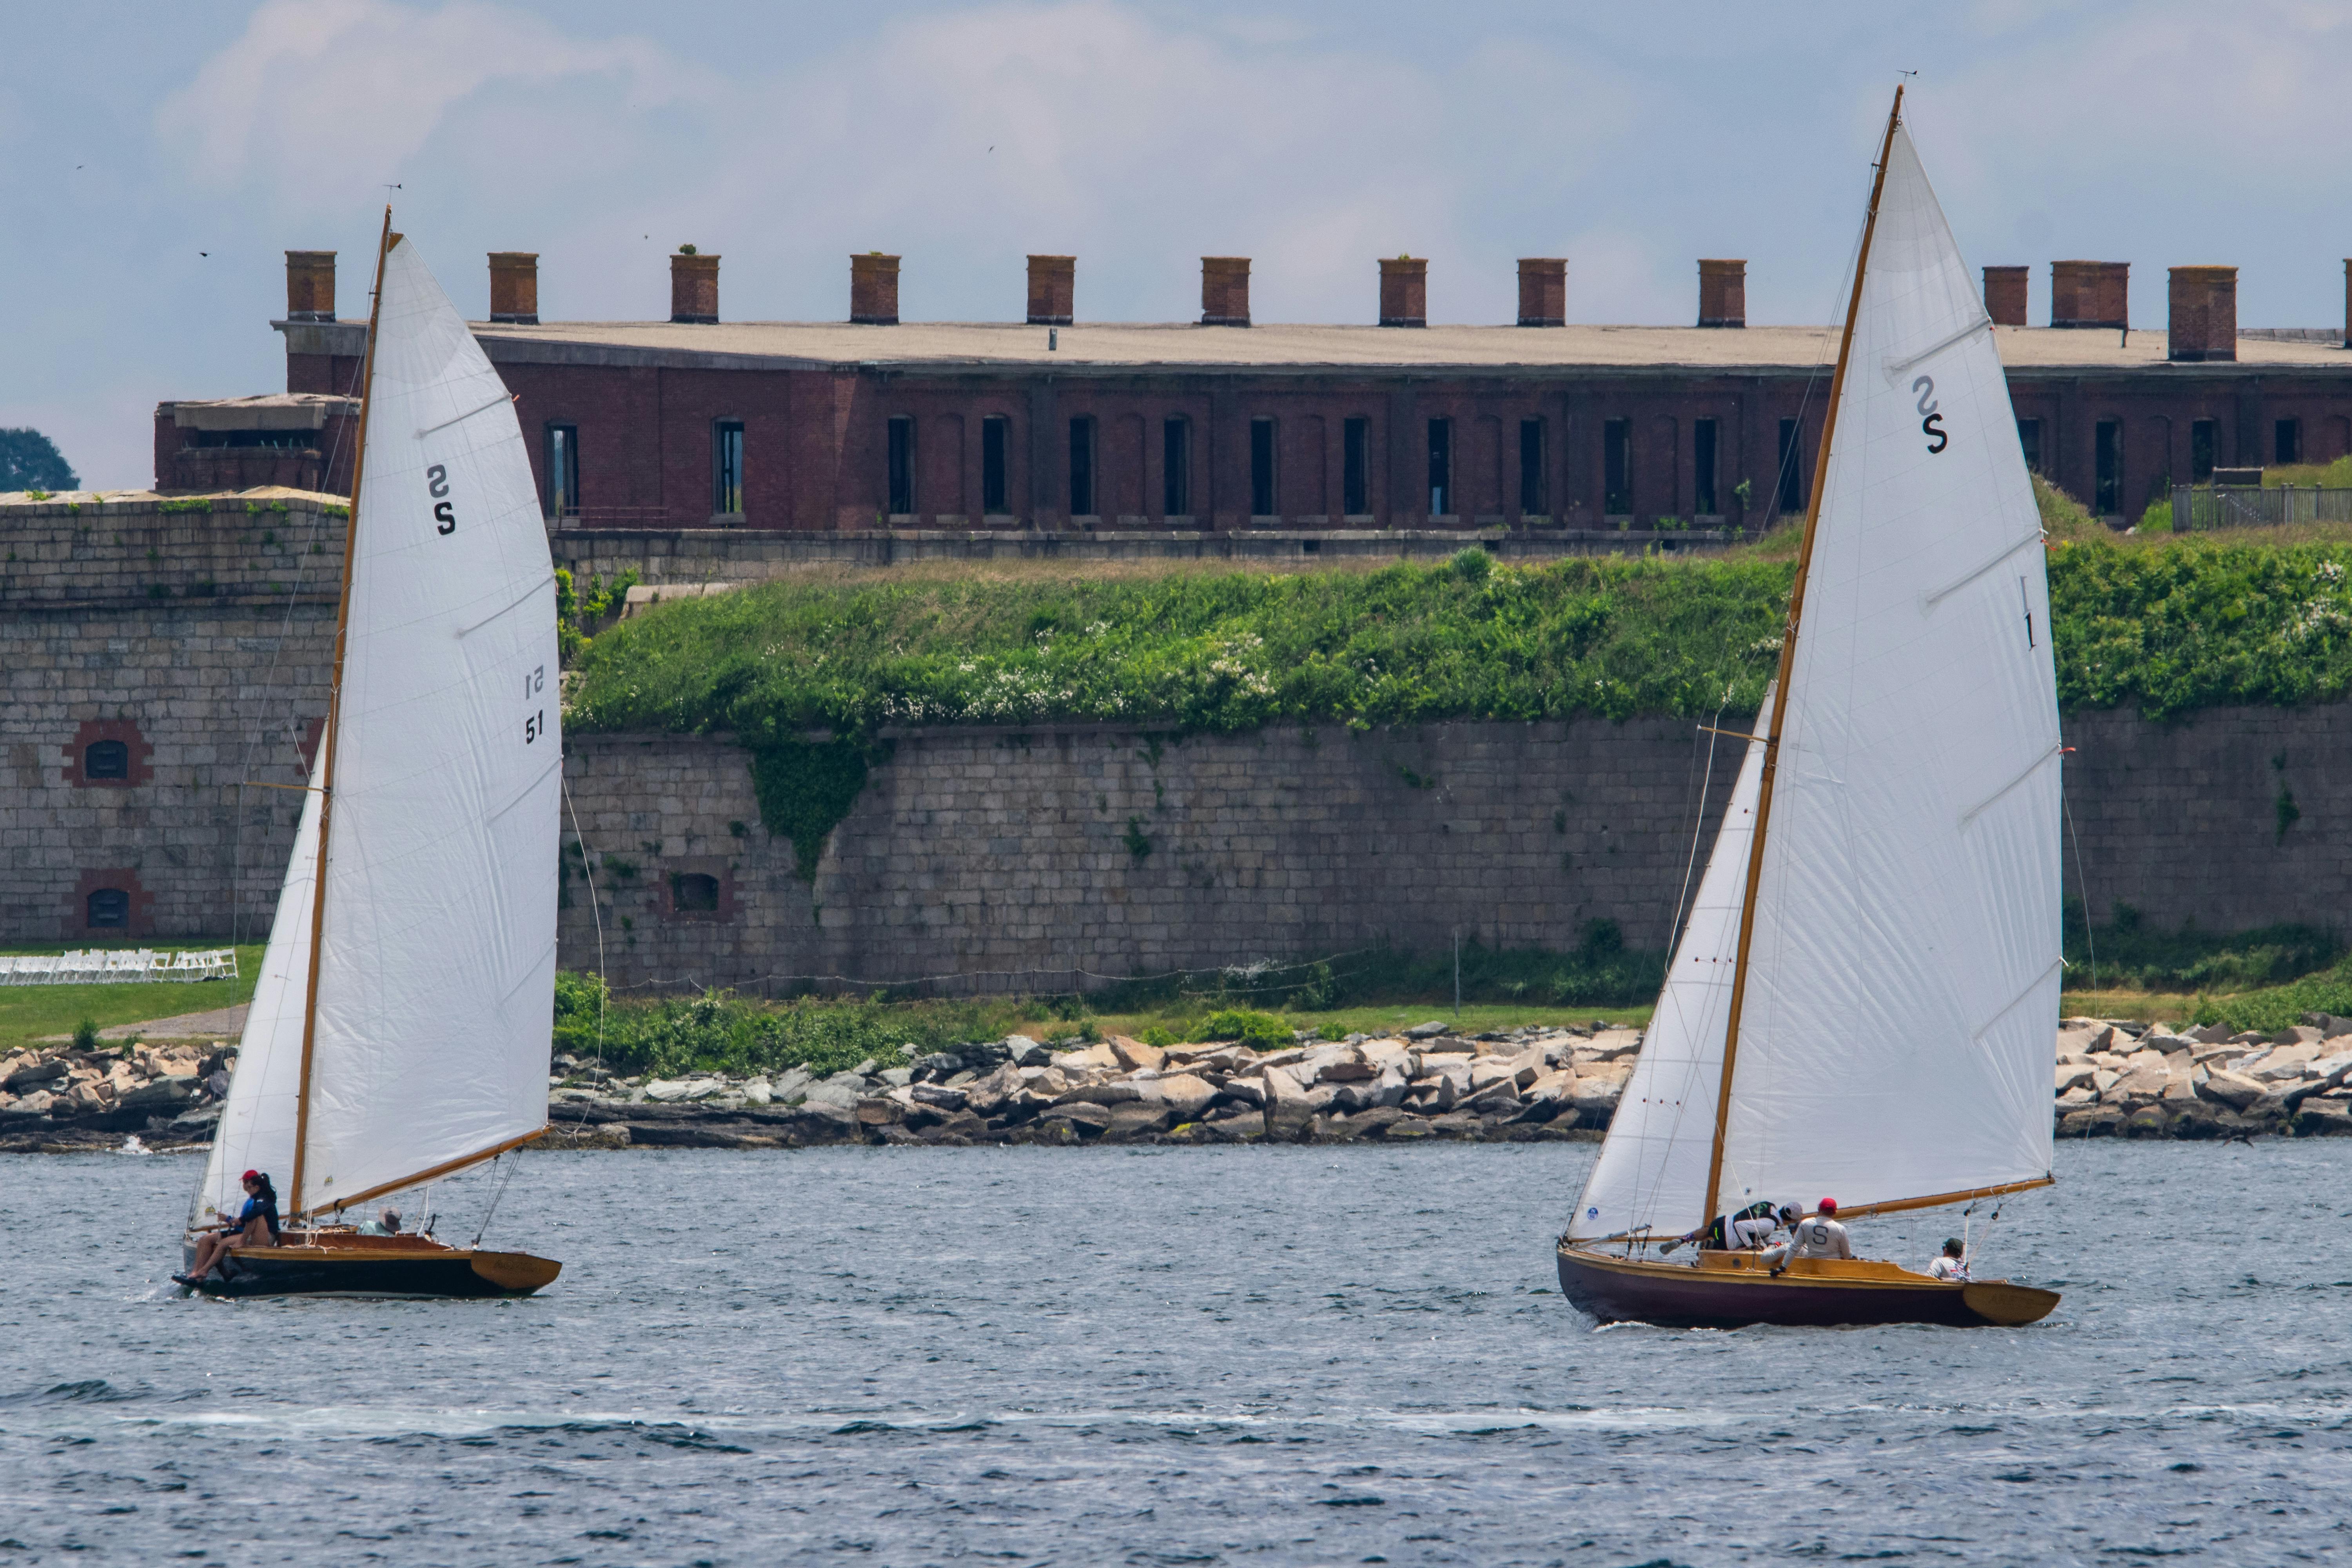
561 770 609 1075
1666 698 1729 958
470 1151 522 1249
2064 791 2096 992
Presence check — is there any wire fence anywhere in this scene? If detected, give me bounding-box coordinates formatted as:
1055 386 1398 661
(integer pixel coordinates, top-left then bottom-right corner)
2173 485 2352 530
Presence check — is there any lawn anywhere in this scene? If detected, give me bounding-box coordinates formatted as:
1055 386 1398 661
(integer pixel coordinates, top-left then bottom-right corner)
0 945 263 1056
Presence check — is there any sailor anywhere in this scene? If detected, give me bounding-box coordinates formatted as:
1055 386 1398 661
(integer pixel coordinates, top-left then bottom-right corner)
174 1170 279 1286
357 1206 404 1237
1661 1200 1796 1254
1764 1198 1854 1276
1928 1238 1970 1281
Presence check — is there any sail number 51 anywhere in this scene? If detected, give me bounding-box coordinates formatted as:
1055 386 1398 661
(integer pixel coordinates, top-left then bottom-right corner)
523 663 545 744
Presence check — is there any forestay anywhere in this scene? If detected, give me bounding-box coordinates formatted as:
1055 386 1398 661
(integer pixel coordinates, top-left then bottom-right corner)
195 756 321 1225
1568 708 1769 1240
1715 124 2059 1216
296 235 560 1215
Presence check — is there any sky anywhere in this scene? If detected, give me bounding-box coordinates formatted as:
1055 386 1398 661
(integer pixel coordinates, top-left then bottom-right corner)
5 0 2349 489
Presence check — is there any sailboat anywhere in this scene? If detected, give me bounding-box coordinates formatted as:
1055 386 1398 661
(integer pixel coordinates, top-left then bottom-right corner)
1555 91 2062 1330
179 214 563 1299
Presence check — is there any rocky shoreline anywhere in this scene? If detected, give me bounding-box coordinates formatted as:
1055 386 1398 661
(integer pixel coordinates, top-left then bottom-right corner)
5 1013 2350 1154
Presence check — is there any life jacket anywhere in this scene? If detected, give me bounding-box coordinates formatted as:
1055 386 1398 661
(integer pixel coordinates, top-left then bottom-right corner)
1700 1200 1780 1250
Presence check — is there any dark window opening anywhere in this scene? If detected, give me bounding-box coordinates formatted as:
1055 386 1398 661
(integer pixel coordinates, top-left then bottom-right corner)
1343 417 1370 515
1069 417 1096 516
2094 420 2122 514
86 888 129 929
2276 418 2302 466
1427 418 1452 515
2190 419 2217 483
1162 418 1190 516
713 421 744 515
1694 418 1719 515
1604 419 1633 515
672 873 720 913
544 424 579 519
887 416 916 516
83 740 129 780
2016 418 2043 474
1776 419 1806 515
982 416 1010 514
1518 419 1547 515
1250 417 1278 516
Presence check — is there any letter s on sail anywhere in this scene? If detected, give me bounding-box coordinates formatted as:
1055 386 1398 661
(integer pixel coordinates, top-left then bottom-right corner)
1912 376 1948 455
433 501 456 535
426 464 450 498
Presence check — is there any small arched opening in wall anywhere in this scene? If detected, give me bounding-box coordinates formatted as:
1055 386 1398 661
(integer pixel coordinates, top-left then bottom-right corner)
64 719 152 788
663 862 736 922
69 869 153 939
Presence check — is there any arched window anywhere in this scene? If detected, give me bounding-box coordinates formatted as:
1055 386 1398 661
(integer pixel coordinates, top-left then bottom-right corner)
672 873 720 913
87 888 130 928
84 739 129 780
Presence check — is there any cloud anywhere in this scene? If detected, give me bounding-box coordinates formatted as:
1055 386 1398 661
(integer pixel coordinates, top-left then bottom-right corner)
154 0 705 201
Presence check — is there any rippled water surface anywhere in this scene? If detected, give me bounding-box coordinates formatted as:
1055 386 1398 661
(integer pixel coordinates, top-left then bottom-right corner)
4 1139 2348 1564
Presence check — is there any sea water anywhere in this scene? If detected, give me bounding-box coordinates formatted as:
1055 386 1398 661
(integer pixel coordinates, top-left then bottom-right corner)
2 1139 2345 1564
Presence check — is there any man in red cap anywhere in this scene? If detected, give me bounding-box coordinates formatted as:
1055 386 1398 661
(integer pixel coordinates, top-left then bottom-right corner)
1764 1198 1854 1277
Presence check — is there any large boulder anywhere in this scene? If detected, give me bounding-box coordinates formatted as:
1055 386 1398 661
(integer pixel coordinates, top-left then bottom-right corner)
2055 1062 2097 1093
2196 1068 2266 1110
1152 1073 1218 1120
2292 1098 2352 1136
1107 1036 1165 1073
1051 1042 1118 1073
1039 1101 1112 1136
1104 1102 1176 1140
1262 1065 1314 1140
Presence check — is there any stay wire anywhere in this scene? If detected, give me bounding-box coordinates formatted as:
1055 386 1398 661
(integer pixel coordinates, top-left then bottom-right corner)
561 771 610 1074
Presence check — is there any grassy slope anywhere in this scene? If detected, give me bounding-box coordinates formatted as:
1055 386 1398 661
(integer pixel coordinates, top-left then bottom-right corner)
0 945 263 1055
571 480 2352 736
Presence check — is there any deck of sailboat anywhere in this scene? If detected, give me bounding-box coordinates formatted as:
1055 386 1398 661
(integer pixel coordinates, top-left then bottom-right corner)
1555 1243 2058 1329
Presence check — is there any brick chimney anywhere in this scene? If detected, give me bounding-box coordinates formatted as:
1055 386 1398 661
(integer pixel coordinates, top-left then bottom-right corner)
488 252 539 324
1517 258 1566 327
1698 260 1745 328
851 253 900 325
1027 255 1074 325
1982 265 2027 327
2050 261 2127 328
285 251 336 322
670 250 719 324
1379 257 1426 327
1201 258 1250 327
2167 266 2237 363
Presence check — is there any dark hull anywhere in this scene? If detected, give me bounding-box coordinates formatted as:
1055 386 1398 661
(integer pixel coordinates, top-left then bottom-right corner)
181 1245 560 1299
1557 1245 2056 1329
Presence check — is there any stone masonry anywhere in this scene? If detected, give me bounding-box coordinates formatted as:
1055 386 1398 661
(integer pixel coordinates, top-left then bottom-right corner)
10 492 2352 985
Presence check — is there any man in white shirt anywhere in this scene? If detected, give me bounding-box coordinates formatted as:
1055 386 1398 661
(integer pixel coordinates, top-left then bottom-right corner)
1764 1199 1854 1276
1927 1238 1969 1281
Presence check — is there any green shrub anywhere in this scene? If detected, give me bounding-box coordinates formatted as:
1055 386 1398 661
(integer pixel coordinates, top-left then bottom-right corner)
2063 900 2339 993
1202 1008 1293 1051
73 1018 97 1052
551 975 1021 1080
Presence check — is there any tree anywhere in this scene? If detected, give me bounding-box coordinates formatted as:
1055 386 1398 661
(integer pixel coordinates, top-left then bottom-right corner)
0 428 79 491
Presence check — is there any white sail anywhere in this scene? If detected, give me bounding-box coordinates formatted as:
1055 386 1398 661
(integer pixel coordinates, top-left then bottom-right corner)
196 754 323 1223
1568 710 1769 1240
1713 123 2060 1217
297 234 561 1215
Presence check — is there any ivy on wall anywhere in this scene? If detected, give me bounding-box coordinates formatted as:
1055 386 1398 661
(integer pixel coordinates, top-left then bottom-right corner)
744 736 887 882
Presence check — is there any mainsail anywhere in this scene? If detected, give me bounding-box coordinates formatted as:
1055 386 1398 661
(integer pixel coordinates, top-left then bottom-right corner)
1569 113 2058 1238
200 225 559 1223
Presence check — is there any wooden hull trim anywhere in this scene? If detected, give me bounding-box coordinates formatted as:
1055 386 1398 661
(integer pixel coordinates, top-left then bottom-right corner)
1556 1243 2058 1329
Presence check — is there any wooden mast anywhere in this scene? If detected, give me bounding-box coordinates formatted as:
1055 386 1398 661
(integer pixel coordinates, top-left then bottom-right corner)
1699 88 1905 1224
289 209 392 1221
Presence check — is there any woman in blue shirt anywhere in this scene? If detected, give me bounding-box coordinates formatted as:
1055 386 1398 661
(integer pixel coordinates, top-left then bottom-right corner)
175 1170 279 1286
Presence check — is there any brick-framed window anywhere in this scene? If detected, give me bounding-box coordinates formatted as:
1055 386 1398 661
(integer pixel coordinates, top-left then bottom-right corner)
69 869 153 938
662 860 737 923
64 719 152 788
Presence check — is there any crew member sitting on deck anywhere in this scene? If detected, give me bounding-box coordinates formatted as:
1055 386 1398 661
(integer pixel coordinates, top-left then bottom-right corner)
1764 1199 1854 1276
1660 1200 1796 1254
1928 1238 1969 1281
358 1207 403 1237
175 1171 279 1285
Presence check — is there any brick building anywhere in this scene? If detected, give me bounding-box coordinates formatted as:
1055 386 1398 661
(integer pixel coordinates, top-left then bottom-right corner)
158 250 2352 528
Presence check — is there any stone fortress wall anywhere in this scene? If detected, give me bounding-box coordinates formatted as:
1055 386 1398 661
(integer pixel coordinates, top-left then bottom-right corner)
6 493 2346 989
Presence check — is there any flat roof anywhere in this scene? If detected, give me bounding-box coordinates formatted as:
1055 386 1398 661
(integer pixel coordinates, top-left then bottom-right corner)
276 319 2352 378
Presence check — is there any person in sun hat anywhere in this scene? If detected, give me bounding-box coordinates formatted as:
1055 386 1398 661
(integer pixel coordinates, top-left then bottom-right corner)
174 1170 279 1286
1763 1198 1854 1276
